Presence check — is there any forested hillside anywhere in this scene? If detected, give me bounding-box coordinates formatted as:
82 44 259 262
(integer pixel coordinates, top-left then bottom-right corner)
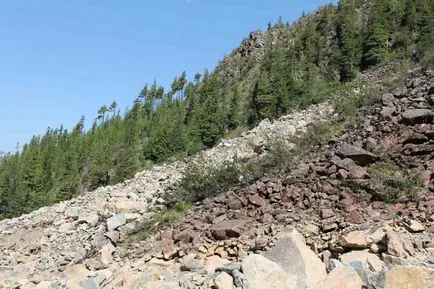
1 0 433 219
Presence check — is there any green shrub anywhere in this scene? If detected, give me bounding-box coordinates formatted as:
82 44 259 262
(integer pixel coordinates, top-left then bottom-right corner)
170 160 241 205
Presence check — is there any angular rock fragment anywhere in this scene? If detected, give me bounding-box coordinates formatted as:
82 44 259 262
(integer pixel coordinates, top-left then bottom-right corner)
106 213 126 231
265 229 326 289
211 219 245 240
401 109 433 125
337 145 378 166
314 266 363 289
242 254 294 289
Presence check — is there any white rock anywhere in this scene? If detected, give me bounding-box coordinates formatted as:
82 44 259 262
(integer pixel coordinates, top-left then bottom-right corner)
403 219 425 233
65 207 80 219
214 272 234 289
242 254 295 289
106 214 126 231
101 243 116 266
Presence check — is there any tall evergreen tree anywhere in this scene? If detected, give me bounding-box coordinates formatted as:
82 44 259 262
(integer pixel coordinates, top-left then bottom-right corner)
337 0 361 81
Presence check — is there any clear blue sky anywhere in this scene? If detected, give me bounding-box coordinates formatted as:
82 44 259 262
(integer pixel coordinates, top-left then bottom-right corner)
0 0 335 153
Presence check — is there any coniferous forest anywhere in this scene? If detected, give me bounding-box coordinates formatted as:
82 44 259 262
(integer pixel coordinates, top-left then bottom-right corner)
1 0 433 219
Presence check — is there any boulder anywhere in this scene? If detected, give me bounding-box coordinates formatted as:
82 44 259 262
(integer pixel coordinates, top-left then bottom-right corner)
345 211 365 224
101 243 116 266
340 251 384 272
403 219 425 233
124 213 141 222
384 266 434 289
337 145 378 166
248 194 267 207
386 231 415 257
82 212 99 227
105 230 120 243
92 235 110 249
366 227 386 244
381 106 396 118
264 229 326 289
242 254 295 289
73 247 87 263
62 264 89 283
347 164 368 179
180 255 203 272
204 255 231 275
211 219 245 240
58 222 74 233
401 109 433 125
106 214 126 231
214 272 234 289
314 266 363 289
320 209 336 219
339 231 370 249
115 200 147 213
162 238 178 260
65 207 80 220
382 93 395 107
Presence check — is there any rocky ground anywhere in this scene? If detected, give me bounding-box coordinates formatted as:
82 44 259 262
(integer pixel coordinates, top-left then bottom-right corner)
0 68 433 289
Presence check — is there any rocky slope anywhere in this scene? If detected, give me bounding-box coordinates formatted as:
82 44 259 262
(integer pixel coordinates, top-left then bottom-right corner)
0 66 433 289
0 103 332 288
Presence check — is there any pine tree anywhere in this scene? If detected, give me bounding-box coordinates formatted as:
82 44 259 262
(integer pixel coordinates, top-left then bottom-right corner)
362 0 389 68
227 86 240 130
195 75 224 147
337 0 361 81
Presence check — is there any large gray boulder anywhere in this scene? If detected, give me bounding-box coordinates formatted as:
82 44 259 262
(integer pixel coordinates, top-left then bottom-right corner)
337 144 378 166
401 109 433 125
242 254 295 289
264 229 326 289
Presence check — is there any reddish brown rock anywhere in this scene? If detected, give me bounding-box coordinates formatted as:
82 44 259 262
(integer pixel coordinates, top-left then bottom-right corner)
162 238 178 260
348 165 368 179
337 169 348 179
211 219 245 240
345 211 365 224
372 202 385 210
227 198 243 210
320 208 336 219
173 230 195 243
260 213 274 223
248 194 267 207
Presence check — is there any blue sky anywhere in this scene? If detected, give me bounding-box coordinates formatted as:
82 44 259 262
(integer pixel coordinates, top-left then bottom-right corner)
0 0 335 153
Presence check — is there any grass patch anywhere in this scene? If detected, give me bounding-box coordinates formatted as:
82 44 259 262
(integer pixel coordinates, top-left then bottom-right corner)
125 203 191 242
331 84 381 120
296 121 344 148
367 162 423 203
